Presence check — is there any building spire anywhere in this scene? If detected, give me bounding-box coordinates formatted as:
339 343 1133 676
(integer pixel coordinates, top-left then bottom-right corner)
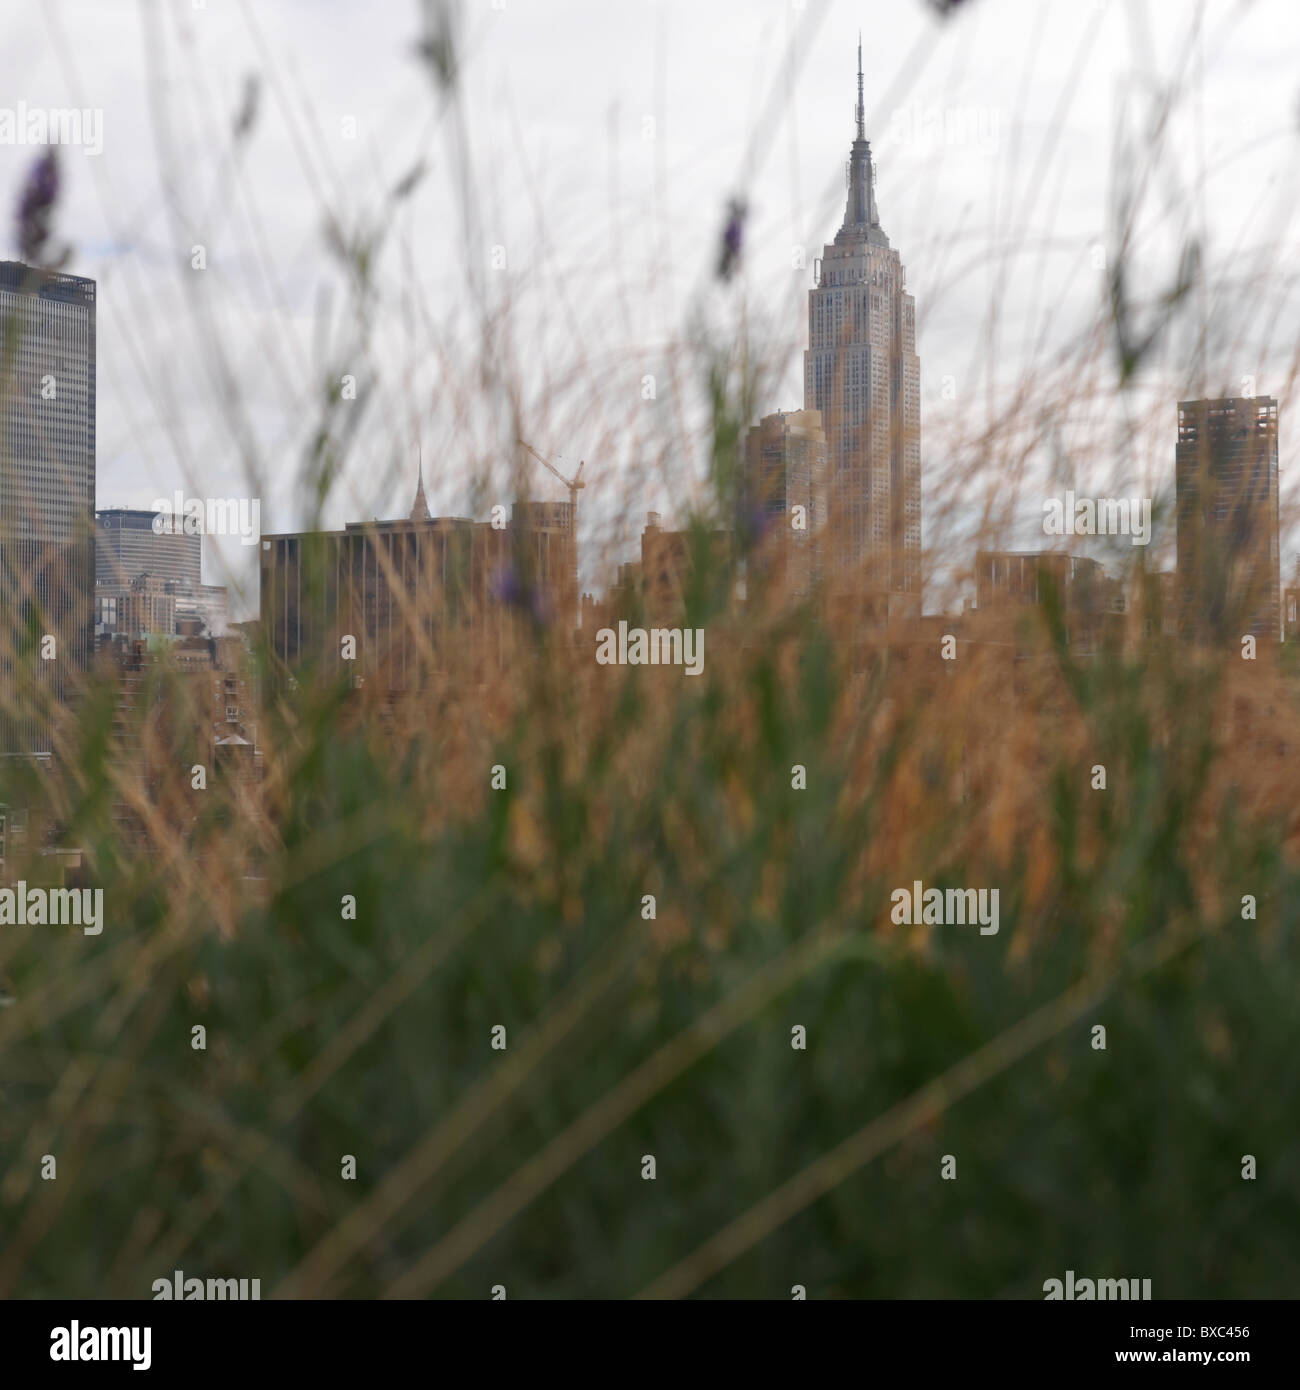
836 36 887 246
410 447 431 522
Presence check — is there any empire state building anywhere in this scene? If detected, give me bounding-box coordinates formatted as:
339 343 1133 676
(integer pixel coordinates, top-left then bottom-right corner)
804 42 921 618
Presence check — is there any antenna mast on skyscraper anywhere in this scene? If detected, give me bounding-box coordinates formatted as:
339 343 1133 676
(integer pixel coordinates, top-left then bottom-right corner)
856 32 865 140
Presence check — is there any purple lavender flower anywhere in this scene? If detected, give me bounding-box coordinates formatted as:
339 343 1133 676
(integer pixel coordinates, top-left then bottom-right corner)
16 150 69 269
491 561 552 627
740 499 782 551
716 197 747 282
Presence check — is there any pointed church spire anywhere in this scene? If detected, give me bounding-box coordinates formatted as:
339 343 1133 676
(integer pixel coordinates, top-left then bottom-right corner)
410 448 431 522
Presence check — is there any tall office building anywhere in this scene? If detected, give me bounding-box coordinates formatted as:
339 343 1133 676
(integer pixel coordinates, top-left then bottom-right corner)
741 409 828 596
96 507 201 588
94 506 228 640
804 42 920 619
1175 396 1280 643
0 262 96 752
261 471 576 693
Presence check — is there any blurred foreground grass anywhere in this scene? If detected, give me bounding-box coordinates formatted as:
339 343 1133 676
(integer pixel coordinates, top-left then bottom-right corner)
1 569 1297 1299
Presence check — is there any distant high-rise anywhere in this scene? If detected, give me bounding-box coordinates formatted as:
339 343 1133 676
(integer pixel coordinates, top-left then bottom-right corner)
638 513 732 627
741 409 828 596
804 40 920 619
1175 396 1280 643
0 262 96 752
94 505 229 641
96 507 201 588
261 471 577 693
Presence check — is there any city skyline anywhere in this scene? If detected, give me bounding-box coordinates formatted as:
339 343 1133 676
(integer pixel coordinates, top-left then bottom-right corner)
78 16 1291 642
2 0 1293 615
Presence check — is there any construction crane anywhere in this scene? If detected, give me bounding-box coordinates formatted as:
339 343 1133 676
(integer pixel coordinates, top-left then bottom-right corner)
516 439 586 626
517 439 585 532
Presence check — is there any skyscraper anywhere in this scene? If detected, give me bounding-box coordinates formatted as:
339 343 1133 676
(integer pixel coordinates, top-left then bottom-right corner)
94 506 229 641
741 409 828 596
96 507 201 589
804 41 920 620
0 262 96 752
260 470 577 694
1175 396 1280 643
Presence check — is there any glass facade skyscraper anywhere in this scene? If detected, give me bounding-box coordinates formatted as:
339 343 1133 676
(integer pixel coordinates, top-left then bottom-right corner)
0 261 96 752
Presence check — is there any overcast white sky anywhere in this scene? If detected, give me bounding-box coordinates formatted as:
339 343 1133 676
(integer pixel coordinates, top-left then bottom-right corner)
5 0 1299 612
